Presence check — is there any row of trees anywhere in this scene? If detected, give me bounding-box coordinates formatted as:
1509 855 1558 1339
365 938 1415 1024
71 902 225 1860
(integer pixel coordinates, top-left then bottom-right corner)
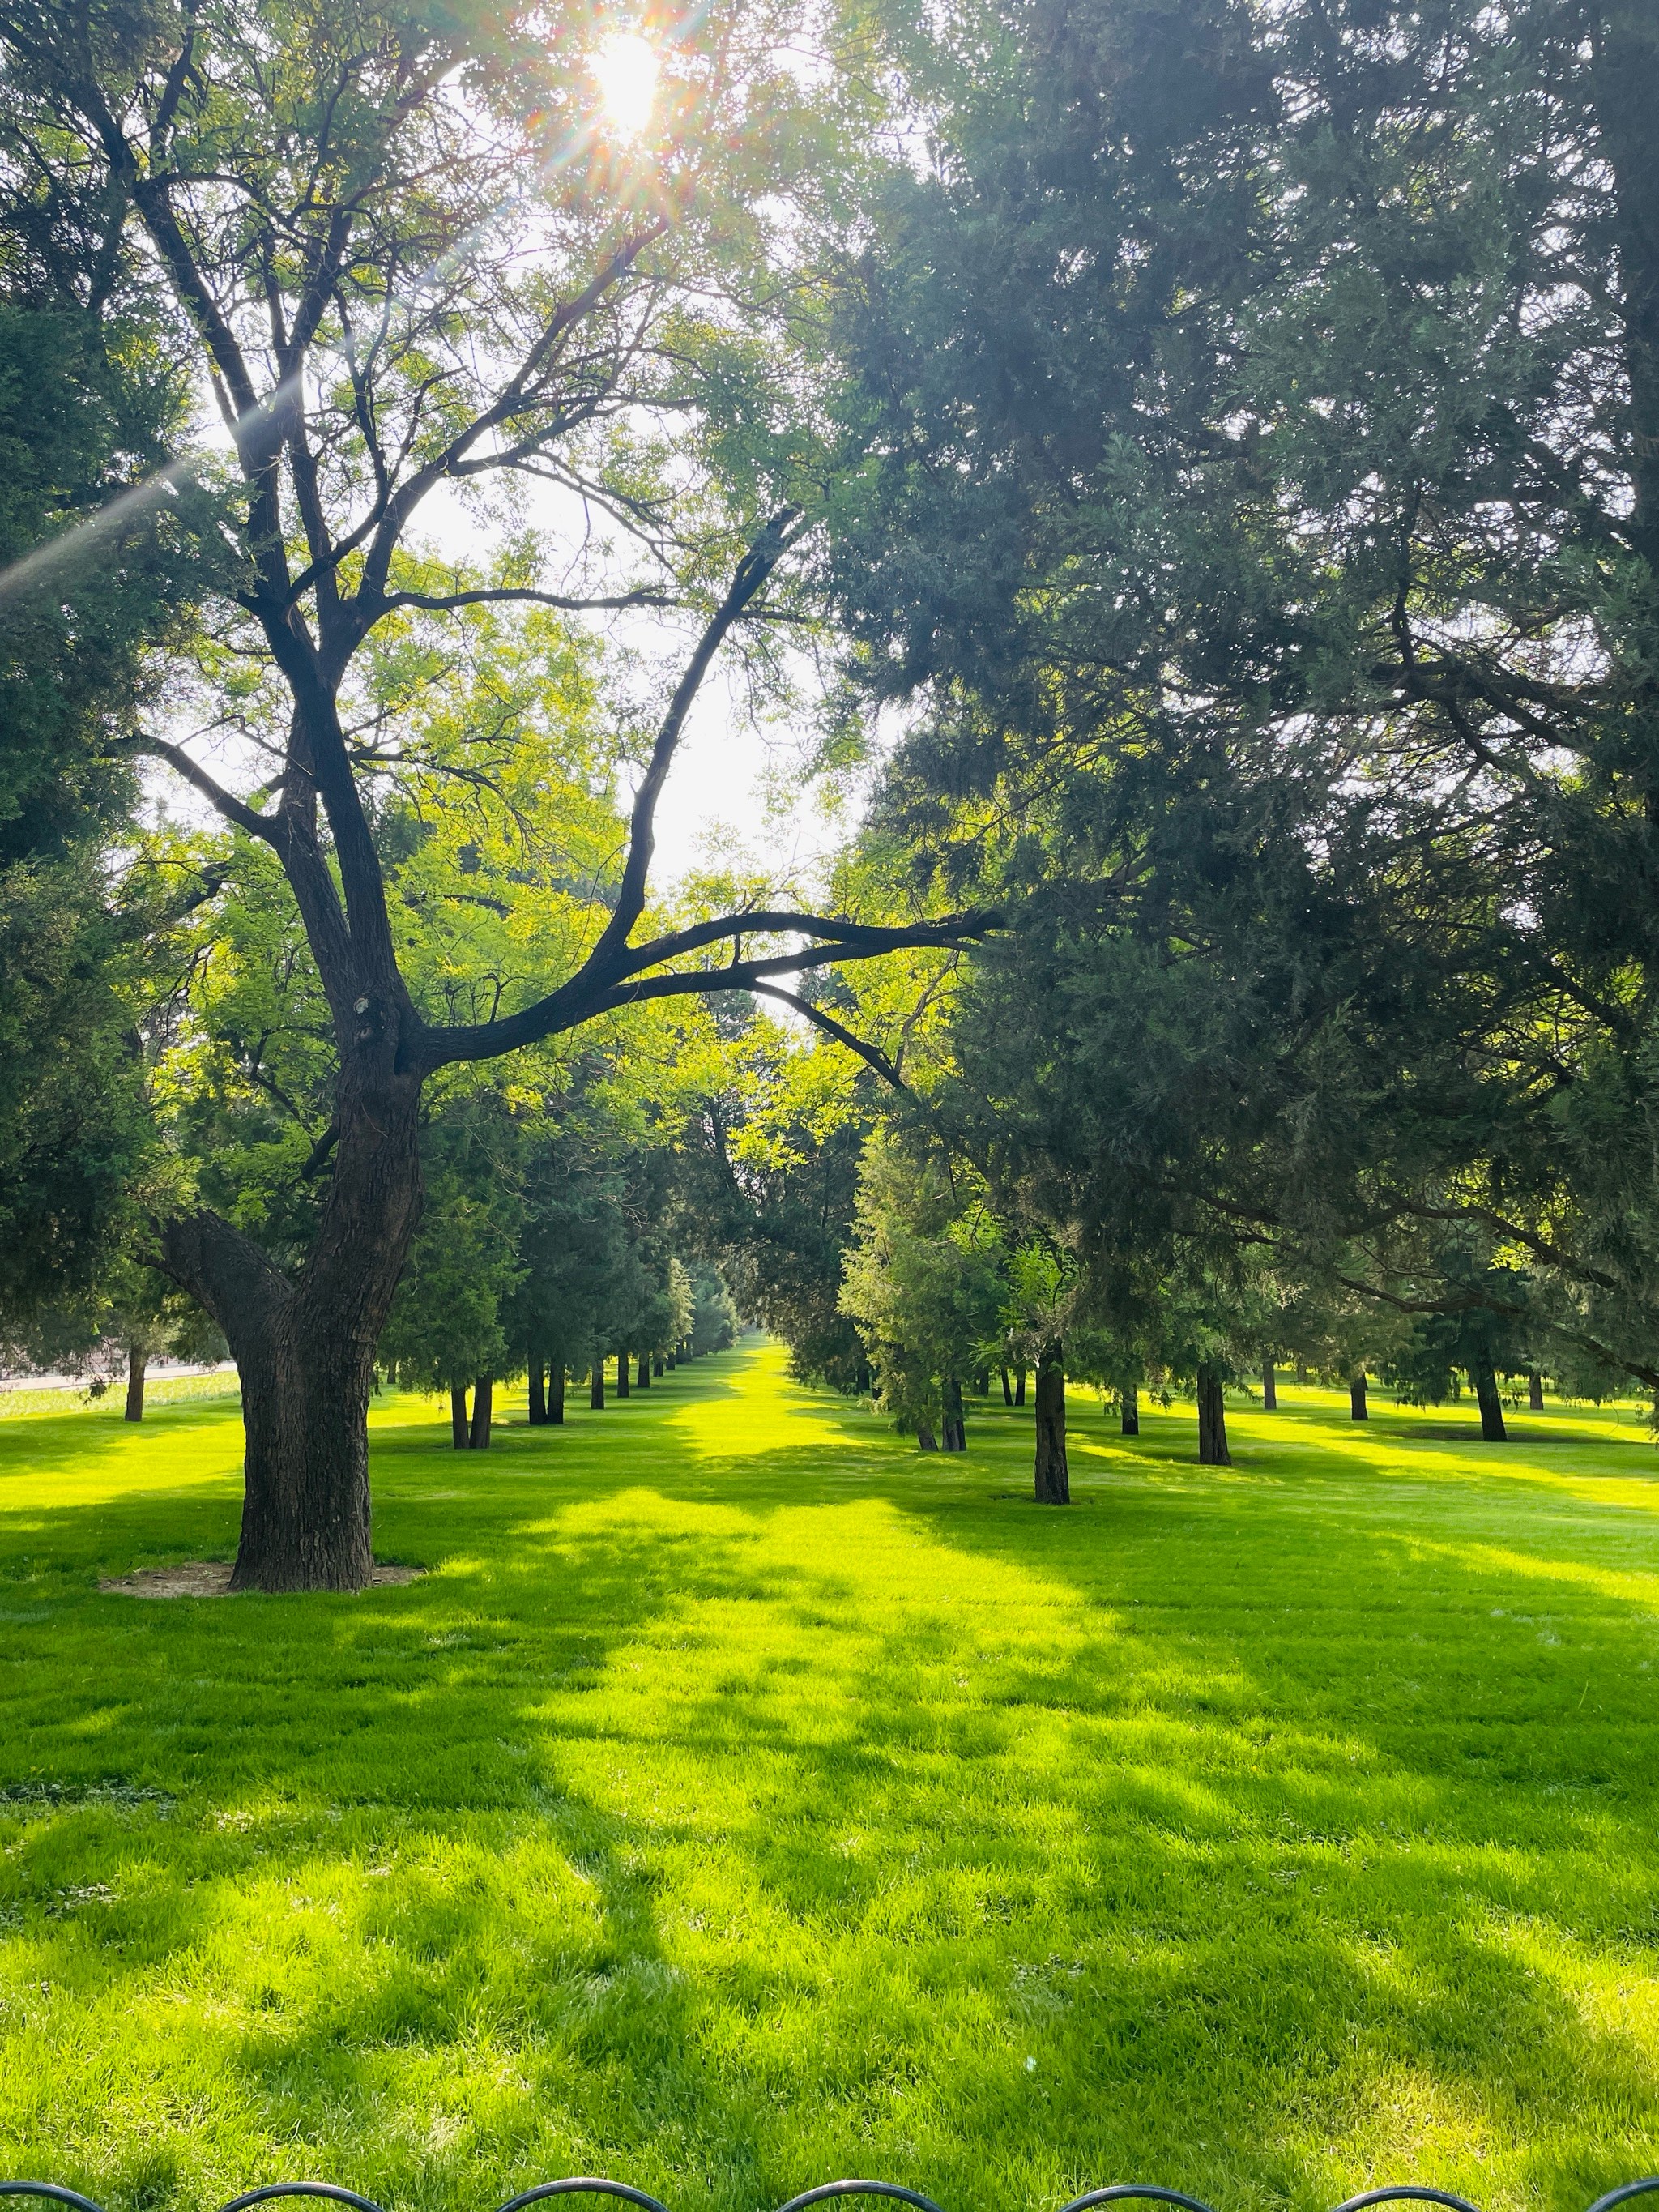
5 0 1659 1559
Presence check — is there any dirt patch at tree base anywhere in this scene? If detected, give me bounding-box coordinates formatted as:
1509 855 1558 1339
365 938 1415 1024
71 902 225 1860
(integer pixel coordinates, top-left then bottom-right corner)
99 1561 423 1598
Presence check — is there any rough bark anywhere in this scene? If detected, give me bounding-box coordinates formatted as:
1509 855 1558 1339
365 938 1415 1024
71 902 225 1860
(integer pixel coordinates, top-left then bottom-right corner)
1350 1370 1368 1421
156 1039 424 1591
450 1383 469 1450
469 1373 493 1449
1262 1360 1277 1411
1120 1384 1139 1437
124 1347 147 1422
1472 1356 1508 1441
1034 1340 1069 1503
1196 1363 1230 1465
1529 1369 1545 1412
548 1364 565 1424
637 1352 650 1389
917 1420 939 1451
527 1362 546 1424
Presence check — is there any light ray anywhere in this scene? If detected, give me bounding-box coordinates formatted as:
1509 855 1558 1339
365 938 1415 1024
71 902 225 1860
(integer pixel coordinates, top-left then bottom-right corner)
0 64 646 609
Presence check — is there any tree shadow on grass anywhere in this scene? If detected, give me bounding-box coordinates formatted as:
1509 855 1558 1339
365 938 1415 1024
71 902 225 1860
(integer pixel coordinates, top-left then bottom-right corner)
5 1356 1659 2212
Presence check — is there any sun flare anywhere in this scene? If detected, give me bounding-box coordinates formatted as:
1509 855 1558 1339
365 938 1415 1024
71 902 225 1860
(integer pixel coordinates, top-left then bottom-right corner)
592 31 659 140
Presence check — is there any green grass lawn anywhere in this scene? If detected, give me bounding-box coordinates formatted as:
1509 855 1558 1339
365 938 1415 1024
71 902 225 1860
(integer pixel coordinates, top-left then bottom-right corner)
3 1343 1659 2212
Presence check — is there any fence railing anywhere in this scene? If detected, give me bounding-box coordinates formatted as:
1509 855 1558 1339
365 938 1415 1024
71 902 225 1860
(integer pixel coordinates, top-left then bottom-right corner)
4 2177 1659 2212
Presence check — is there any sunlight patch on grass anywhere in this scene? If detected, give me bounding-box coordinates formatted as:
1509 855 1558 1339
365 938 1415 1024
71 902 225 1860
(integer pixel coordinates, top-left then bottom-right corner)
4 1341 1659 2211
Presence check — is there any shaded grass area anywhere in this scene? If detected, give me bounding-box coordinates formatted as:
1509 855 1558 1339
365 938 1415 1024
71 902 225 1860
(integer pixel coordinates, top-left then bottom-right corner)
2 1345 1659 2212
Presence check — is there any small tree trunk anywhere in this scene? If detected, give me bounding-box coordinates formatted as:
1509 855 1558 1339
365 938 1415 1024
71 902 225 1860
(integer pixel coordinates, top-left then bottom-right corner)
1350 1370 1368 1421
1000 1365 1014 1406
590 1361 605 1411
638 1352 651 1389
527 1362 546 1424
665 1349 676 1369
549 1365 565 1424
1472 1356 1508 1441
469 1374 493 1449
616 1352 630 1399
1529 1369 1545 1411
942 1376 966 1450
1014 1365 1027 1407
1262 1359 1277 1411
450 1383 470 1450
1034 1340 1068 1502
1196 1363 1230 1465
653 1353 665 1377
124 1346 147 1422
917 1420 939 1451
1120 1385 1139 1437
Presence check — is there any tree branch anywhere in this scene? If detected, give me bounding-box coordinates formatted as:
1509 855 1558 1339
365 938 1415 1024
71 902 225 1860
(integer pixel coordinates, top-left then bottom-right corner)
569 510 801 979
373 583 674 619
749 983 908 1090
139 735 287 848
415 914 995 1070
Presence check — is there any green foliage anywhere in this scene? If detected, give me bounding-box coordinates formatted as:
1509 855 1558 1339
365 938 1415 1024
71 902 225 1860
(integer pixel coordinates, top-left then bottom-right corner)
840 1125 1005 1433
687 1262 739 1356
821 0 1659 1395
0 284 208 1324
379 1095 522 1394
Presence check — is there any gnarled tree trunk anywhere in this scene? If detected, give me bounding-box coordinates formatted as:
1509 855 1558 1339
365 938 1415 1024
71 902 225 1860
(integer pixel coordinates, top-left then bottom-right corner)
1196 1363 1230 1466
160 1060 424 1593
1034 1340 1068 1503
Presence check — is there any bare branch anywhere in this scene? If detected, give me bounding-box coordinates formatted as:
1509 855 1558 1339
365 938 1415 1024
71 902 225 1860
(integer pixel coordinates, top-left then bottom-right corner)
139 734 286 848
749 983 908 1090
415 912 996 1070
572 510 802 979
374 583 674 619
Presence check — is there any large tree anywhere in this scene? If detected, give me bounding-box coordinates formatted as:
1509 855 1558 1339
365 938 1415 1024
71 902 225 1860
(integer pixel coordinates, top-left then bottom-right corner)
0 0 975 1588
821 0 1659 1388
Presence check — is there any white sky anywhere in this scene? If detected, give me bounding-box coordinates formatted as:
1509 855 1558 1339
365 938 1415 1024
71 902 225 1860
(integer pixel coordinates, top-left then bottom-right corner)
414 480 852 899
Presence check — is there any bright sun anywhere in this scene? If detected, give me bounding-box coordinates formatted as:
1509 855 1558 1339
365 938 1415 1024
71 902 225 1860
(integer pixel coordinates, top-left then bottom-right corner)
592 32 659 139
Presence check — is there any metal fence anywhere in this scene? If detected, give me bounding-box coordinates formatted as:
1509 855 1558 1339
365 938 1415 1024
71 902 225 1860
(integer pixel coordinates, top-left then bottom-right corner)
4 2177 1659 2212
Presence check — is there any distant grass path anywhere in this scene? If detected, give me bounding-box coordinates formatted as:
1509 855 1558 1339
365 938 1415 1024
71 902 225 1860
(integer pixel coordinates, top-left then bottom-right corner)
3 1343 1658 2212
